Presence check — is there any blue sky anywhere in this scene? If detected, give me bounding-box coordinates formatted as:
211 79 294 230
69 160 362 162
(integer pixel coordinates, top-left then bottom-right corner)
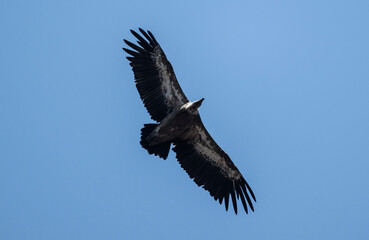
1 0 369 239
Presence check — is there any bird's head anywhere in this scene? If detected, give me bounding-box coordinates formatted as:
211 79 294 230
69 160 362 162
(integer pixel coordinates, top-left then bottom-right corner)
182 98 205 115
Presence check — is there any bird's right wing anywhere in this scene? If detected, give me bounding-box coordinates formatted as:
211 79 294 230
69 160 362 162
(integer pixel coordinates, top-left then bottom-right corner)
172 115 256 214
123 29 189 122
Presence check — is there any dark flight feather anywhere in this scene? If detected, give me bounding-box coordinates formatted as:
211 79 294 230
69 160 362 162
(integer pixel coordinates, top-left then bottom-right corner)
123 29 188 122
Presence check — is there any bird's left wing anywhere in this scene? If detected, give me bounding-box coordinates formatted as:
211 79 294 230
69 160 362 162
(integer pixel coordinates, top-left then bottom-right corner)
123 28 189 122
172 115 256 214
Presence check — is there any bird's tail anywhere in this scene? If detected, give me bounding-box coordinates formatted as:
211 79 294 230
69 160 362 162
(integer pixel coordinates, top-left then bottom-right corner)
140 124 171 160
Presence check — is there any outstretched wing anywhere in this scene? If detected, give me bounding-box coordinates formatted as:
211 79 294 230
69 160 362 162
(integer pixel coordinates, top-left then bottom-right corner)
123 28 189 122
172 115 256 214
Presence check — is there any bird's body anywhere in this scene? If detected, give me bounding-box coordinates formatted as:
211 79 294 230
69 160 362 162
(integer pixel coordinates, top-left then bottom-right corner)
146 99 204 146
123 29 256 214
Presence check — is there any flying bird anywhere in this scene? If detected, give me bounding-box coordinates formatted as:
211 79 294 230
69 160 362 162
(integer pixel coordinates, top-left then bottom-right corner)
123 28 256 214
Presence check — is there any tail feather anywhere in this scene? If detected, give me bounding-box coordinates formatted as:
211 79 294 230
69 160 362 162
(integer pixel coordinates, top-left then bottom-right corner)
140 124 171 160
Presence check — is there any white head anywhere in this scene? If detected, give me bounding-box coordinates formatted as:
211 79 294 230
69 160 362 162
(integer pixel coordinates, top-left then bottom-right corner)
181 98 205 115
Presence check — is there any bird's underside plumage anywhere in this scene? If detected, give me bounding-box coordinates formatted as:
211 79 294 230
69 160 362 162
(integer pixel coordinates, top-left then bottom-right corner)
123 28 256 214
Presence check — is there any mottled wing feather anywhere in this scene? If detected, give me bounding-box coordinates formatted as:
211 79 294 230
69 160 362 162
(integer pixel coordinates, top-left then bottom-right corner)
172 115 256 214
123 28 189 122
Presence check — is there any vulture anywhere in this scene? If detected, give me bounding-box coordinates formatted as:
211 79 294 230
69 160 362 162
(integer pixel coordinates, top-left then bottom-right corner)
123 28 256 214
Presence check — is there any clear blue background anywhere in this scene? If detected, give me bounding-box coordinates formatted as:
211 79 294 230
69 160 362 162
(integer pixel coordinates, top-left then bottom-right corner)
1 1 368 239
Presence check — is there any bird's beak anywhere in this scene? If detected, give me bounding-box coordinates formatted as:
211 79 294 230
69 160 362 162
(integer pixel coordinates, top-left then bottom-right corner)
193 98 205 108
